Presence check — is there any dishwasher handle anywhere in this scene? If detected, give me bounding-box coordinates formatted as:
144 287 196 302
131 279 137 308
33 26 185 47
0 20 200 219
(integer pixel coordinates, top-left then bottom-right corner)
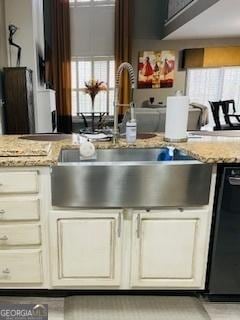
229 176 240 186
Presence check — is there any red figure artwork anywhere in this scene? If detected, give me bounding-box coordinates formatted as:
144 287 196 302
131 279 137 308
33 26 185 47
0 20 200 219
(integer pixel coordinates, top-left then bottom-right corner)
138 51 175 89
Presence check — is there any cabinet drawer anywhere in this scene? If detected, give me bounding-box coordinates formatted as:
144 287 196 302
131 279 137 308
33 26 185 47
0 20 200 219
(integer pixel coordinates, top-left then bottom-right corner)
0 199 40 221
0 172 38 194
0 250 42 283
0 224 41 246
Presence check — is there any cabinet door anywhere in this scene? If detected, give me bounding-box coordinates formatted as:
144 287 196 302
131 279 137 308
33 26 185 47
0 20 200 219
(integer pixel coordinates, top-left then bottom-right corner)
130 209 210 289
50 210 122 287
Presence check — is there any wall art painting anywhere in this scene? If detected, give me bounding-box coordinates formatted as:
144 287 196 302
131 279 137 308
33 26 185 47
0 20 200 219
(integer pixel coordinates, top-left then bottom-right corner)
138 51 175 89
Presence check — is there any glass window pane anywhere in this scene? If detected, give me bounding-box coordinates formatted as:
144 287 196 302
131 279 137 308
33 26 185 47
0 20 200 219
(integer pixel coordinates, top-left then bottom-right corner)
187 68 222 129
78 61 92 88
187 68 221 105
71 57 116 116
72 91 77 115
78 91 92 113
94 91 107 112
71 61 77 89
109 60 115 88
108 89 114 115
222 67 240 113
94 61 107 83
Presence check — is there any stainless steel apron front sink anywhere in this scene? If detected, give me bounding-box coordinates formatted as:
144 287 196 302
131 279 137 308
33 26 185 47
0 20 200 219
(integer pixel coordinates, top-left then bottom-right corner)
51 147 213 208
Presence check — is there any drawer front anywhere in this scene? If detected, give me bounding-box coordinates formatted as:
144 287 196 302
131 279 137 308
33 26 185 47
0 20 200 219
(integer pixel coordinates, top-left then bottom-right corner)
0 172 38 194
0 224 41 246
0 199 40 221
0 250 43 283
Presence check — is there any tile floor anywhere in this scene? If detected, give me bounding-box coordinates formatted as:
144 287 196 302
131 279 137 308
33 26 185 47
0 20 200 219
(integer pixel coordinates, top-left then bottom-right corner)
0 296 239 320
203 301 240 320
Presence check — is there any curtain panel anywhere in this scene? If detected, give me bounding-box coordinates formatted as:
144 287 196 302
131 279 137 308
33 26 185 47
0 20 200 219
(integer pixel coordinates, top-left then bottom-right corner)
45 0 72 133
115 0 133 115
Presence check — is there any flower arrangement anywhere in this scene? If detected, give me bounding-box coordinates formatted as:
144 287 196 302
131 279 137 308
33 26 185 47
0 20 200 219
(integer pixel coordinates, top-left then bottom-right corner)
84 80 107 106
84 80 108 132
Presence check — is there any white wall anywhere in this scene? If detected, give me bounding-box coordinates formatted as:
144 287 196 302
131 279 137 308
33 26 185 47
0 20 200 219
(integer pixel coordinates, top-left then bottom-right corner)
4 0 45 132
5 0 35 68
133 38 240 107
0 0 7 68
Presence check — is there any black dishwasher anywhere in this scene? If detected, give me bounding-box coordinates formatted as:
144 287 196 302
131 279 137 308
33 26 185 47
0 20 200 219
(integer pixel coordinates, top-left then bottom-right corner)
208 166 240 295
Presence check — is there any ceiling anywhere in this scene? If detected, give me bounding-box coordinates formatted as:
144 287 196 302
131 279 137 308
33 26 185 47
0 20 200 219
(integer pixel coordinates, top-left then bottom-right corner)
164 0 240 40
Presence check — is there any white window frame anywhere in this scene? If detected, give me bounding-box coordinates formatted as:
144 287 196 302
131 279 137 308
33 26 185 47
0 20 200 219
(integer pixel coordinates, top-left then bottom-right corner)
72 56 115 116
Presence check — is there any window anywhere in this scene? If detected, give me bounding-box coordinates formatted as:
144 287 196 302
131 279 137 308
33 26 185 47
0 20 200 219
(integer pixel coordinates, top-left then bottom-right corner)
71 57 115 116
187 67 240 128
70 0 115 116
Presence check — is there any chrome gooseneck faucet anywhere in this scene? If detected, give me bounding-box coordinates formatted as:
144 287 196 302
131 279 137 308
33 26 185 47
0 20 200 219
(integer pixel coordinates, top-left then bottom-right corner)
113 62 136 144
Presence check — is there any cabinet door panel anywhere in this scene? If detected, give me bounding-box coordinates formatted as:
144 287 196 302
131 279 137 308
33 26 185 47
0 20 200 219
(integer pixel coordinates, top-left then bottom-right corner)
140 219 196 279
131 210 210 289
59 219 114 278
50 211 122 287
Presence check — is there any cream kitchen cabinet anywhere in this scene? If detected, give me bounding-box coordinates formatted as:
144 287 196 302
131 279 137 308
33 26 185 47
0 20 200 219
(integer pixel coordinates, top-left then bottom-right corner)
0 224 41 246
130 209 211 289
0 198 40 221
0 171 39 194
0 250 43 284
50 210 122 287
0 168 50 288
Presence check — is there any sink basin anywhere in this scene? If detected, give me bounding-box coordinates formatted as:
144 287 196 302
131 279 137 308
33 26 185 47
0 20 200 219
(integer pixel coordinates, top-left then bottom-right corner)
59 148 195 163
51 147 213 208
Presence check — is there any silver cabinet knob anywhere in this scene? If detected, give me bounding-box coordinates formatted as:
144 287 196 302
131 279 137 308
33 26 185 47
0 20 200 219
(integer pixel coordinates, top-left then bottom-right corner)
0 210 5 214
2 268 10 274
0 235 8 241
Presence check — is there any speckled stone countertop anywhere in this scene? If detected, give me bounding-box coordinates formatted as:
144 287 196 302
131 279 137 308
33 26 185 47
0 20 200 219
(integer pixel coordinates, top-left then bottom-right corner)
0 136 51 157
0 133 240 167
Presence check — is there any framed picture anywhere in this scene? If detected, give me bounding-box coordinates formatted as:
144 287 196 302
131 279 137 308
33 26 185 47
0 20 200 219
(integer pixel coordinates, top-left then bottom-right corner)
138 51 175 89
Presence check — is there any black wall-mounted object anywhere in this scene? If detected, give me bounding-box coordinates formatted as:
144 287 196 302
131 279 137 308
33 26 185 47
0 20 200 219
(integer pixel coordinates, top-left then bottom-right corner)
3 67 35 134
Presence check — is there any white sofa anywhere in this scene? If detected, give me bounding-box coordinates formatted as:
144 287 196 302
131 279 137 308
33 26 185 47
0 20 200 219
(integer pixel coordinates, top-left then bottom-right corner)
120 107 205 133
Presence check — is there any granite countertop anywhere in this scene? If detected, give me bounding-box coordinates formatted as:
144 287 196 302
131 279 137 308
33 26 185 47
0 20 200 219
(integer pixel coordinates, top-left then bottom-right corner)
0 133 240 167
0 136 51 156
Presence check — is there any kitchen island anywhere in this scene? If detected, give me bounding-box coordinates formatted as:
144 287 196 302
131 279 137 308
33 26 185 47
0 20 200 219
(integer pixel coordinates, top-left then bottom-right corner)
0 133 239 166
0 133 238 291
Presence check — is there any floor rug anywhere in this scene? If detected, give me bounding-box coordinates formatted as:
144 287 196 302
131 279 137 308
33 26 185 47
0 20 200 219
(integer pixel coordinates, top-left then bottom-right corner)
65 296 210 320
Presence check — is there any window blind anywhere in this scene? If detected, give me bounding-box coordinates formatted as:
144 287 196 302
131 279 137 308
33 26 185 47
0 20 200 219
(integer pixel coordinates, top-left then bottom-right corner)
70 0 115 115
187 67 240 128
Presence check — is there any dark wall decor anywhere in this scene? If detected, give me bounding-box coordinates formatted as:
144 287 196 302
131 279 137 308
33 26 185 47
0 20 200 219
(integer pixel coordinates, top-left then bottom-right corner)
8 24 22 67
3 67 35 134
